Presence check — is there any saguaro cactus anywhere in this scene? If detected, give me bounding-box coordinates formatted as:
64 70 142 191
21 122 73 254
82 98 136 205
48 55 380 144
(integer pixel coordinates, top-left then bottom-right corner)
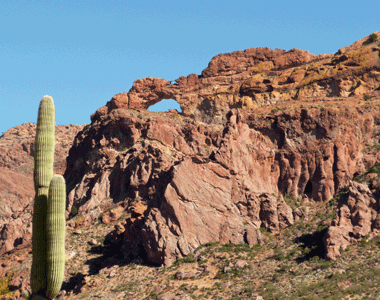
30 96 66 300
45 175 66 299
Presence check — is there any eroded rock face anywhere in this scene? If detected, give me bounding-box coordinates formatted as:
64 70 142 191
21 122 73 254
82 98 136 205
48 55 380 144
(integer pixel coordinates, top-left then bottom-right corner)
65 100 380 265
65 109 280 213
136 159 293 266
245 105 379 201
103 160 296 266
324 181 380 260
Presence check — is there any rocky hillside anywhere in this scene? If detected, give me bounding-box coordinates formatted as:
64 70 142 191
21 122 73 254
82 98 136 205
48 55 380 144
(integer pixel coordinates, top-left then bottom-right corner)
1 31 380 299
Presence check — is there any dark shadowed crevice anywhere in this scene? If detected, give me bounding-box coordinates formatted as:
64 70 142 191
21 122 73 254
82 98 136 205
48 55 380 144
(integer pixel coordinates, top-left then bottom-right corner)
294 227 328 263
304 180 313 196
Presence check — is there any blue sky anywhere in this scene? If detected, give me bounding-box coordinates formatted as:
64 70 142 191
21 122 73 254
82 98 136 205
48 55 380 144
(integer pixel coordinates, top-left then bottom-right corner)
1 0 379 135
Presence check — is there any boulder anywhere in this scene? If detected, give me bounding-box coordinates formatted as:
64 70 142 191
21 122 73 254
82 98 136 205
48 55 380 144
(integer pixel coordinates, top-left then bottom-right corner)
324 181 380 260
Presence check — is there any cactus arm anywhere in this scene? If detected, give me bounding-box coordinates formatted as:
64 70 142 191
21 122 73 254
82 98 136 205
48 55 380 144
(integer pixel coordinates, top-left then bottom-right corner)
45 175 66 300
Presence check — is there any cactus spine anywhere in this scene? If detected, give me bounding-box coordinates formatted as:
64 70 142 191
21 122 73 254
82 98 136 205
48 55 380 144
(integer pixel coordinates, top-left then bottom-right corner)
30 96 66 300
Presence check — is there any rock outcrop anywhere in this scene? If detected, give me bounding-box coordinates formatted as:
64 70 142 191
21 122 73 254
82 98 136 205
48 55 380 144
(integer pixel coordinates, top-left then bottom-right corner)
324 180 380 260
64 31 380 266
65 96 380 265
91 48 332 125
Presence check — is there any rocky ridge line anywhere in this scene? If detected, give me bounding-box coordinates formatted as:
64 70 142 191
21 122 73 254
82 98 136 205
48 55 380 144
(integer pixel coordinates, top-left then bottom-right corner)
92 31 380 126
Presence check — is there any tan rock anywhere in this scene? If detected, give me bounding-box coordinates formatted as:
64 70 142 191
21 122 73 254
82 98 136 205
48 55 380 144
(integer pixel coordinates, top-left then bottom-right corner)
323 181 380 260
101 206 125 224
130 202 148 217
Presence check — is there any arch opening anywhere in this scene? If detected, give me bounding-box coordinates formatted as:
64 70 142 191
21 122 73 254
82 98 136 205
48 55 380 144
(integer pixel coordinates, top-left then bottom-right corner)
147 99 182 113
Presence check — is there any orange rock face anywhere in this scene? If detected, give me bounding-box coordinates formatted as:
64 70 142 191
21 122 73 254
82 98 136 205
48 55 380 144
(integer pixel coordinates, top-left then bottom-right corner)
63 31 380 265
2 31 380 267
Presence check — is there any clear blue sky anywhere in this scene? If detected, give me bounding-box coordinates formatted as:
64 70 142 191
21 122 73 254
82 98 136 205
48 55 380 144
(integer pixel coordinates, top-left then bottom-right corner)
1 0 379 134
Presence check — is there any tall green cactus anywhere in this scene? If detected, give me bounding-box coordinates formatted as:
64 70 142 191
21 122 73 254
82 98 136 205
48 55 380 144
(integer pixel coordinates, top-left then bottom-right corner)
30 96 66 300
46 175 66 299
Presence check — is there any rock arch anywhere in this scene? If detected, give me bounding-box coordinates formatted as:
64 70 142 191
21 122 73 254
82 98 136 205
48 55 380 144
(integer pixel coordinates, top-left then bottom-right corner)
148 98 182 113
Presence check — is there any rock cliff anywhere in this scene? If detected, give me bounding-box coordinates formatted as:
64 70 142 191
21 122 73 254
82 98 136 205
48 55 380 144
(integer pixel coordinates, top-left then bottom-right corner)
324 179 380 260
1 31 380 282
62 31 380 266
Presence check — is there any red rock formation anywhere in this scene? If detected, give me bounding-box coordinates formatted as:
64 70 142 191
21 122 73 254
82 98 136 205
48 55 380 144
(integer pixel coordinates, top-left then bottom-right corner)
90 48 333 125
245 104 380 201
324 180 380 260
2 31 380 268
64 94 380 265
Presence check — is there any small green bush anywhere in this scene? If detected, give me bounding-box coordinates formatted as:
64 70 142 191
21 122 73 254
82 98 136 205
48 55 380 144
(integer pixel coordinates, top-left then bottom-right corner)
369 33 378 43
175 253 197 265
71 205 78 216
273 247 285 261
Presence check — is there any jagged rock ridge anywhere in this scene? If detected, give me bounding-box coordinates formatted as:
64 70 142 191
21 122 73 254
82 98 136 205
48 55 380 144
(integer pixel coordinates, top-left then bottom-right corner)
63 31 380 266
92 30 380 126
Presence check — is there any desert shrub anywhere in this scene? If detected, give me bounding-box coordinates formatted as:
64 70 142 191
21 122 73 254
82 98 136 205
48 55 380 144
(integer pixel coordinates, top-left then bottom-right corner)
273 247 285 261
0 273 11 295
276 264 291 273
71 205 78 217
284 195 302 209
369 33 378 43
175 253 197 265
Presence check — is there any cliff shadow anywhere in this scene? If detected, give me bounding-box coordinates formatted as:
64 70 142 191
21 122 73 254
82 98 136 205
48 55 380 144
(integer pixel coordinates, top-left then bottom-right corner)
293 227 328 263
84 237 159 276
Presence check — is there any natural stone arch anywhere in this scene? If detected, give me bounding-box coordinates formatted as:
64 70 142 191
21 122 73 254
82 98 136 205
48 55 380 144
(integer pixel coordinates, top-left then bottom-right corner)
147 98 182 113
